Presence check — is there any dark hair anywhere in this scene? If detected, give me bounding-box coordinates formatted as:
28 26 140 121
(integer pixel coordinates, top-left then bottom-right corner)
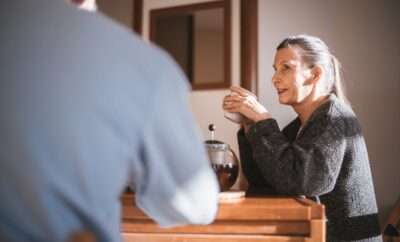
277 35 349 104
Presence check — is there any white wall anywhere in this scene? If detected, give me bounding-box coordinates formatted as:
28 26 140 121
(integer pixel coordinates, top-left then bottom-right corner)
259 0 400 222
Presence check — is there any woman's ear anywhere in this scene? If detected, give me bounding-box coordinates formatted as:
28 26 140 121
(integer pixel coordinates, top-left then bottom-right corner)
310 65 323 84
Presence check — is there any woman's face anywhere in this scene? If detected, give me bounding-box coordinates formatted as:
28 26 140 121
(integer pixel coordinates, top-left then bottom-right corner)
272 47 314 106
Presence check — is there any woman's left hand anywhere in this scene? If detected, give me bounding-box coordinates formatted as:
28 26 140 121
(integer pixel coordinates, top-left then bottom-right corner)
223 86 271 123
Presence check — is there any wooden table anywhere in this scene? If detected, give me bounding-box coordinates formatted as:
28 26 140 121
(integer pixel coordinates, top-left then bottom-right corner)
121 193 325 242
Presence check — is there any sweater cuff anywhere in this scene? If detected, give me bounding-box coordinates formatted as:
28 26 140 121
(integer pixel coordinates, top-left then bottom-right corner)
247 118 280 141
237 127 250 147
237 127 246 139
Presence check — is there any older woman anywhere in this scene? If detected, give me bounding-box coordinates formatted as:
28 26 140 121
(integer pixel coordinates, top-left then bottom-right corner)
223 35 381 242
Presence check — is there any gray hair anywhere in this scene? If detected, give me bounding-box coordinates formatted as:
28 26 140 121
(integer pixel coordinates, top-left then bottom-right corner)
277 35 349 104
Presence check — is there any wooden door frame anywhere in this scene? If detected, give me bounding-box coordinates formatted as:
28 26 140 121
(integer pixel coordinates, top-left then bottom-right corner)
133 0 143 35
240 0 258 95
134 0 258 94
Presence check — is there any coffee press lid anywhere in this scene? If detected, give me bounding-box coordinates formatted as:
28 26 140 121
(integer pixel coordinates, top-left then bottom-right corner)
204 124 230 150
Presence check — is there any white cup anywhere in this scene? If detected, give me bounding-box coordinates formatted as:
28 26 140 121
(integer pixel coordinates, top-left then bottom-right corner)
224 91 246 124
224 112 245 124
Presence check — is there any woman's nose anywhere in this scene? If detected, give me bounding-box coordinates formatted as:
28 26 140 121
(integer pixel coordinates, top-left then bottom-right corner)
272 73 279 85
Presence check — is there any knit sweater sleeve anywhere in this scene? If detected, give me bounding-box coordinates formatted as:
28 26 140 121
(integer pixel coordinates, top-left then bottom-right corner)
246 105 346 197
237 128 269 187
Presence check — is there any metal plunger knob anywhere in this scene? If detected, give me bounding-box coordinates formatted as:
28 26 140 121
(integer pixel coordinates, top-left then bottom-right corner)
208 124 216 132
208 124 216 140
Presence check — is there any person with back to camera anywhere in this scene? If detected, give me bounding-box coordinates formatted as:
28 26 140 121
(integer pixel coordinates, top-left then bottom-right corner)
222 35 382 241
0 0 219 241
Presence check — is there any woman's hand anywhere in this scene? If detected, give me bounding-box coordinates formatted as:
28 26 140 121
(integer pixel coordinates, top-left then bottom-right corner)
222 86 271 123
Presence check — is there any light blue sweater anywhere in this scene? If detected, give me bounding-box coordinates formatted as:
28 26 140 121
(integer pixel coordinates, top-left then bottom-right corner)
0 1 219 241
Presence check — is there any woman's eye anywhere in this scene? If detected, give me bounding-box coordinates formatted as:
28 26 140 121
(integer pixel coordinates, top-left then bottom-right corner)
277 65 290 73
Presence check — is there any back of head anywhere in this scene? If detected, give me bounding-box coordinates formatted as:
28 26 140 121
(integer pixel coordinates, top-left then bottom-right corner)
277 35 349 105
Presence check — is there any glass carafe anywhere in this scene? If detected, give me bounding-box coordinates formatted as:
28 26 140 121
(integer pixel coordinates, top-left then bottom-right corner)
205 124 239 191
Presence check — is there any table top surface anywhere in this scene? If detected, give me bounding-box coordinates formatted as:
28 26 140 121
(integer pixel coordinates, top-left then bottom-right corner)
121 193 325 221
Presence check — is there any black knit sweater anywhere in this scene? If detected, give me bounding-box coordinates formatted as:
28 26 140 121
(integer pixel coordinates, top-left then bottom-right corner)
238 95 382 242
